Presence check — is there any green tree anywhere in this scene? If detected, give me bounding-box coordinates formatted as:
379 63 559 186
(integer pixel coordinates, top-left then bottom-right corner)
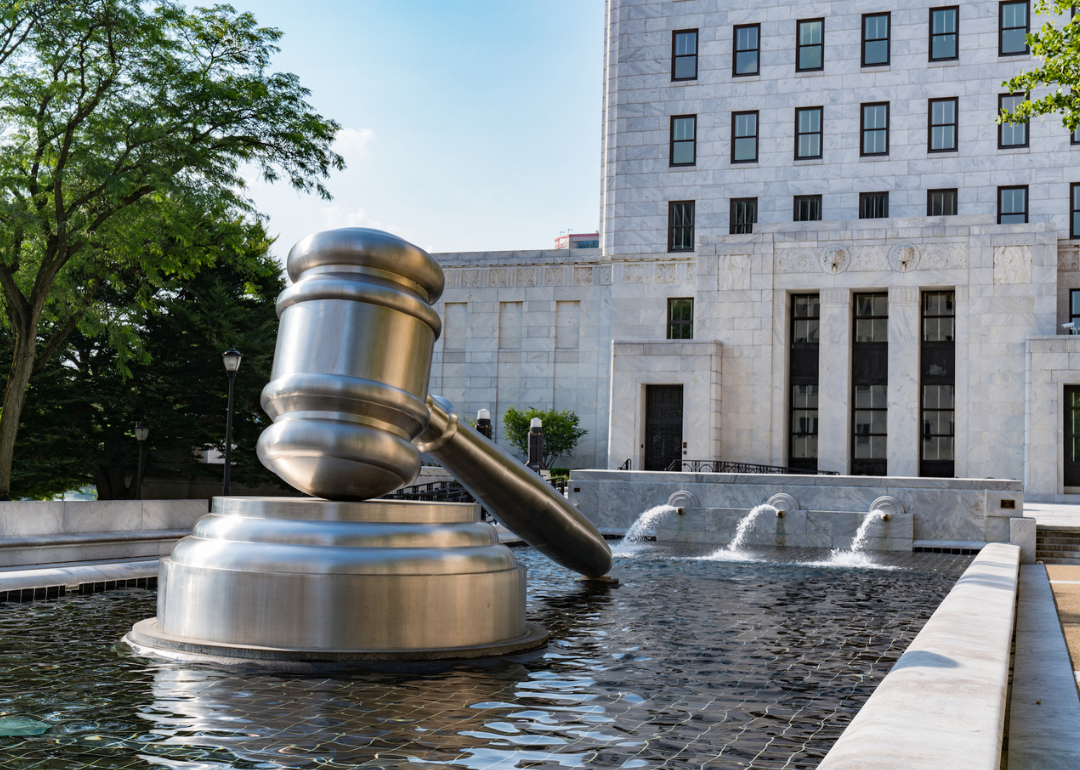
11 215 285 499
502 407 587 469
0 0 342 498
999 1 1080 130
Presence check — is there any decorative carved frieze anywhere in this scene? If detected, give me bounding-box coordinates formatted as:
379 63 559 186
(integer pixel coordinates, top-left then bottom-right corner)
775 249 820 274
544 266 565 285
821 246 850 274
993 245 1032 284
889 285 920 305
919 243 967 270
655 263 677 283
600 265 613 284
574 266 594 285
624 263 644 282
490 268 508 287
1059 249 1080 272
819 288 847 306
718 255 752 290
516 267 537 286
888 243 920 273
461 269 482 288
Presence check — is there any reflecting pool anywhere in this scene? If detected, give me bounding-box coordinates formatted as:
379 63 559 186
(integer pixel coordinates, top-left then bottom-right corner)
0 544 971 769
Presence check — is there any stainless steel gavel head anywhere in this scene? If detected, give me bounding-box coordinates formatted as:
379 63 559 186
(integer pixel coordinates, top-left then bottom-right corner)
256 228 444 501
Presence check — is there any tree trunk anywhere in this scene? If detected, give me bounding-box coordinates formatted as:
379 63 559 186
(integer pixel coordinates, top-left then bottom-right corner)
0 323 40 499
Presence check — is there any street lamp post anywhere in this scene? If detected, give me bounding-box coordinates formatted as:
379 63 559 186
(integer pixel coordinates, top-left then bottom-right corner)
134 422 149 500
222 348 242 496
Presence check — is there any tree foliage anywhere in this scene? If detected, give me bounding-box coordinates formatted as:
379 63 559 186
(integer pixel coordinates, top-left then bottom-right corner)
11 215 284 499
502 407 587 469
0 0 342 497
1000 0 1080 130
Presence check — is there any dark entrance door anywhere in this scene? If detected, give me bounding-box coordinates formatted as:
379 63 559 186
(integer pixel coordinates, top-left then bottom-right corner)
1066 386 1080 487
645 385 683 471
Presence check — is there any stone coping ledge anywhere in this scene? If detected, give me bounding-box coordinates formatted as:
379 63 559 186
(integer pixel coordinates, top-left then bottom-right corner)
572 469 1021 492
0 558 161 592
818 543 1019 770
0 529 190 548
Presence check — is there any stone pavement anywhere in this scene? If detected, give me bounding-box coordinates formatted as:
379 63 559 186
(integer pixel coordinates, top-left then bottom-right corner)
1023 501 1080 528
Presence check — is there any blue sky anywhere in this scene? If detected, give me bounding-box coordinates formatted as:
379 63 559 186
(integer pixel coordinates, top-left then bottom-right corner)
224 0 605 260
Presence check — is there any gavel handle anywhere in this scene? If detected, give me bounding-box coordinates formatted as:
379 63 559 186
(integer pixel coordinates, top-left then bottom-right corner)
414 395 612 578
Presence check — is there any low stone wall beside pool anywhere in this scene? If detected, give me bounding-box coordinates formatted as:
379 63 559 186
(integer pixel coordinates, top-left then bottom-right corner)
568 470 1032 554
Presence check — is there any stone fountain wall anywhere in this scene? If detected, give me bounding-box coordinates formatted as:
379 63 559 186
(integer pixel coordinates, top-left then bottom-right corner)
568 470 1034 557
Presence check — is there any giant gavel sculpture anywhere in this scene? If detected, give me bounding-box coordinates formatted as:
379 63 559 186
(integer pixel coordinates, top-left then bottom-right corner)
125 229 611 664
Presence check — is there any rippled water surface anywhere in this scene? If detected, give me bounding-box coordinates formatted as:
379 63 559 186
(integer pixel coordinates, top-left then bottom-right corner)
0 544 971 769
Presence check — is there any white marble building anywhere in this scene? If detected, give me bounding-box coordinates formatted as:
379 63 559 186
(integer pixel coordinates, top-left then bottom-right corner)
429 0 1080 499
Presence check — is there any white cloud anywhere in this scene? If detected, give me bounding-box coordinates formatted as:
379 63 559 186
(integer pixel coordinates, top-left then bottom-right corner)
320 204 411 242
334 127 375 160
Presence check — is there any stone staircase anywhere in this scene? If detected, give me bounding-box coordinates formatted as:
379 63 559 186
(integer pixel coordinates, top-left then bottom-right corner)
1036 527 1080 565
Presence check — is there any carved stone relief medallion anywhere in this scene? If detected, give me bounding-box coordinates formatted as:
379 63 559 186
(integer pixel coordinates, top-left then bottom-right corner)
820 246 850 274
888 243 920 273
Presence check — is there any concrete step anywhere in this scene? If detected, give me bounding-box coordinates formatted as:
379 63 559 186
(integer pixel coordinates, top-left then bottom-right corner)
1039 556 1080 566
1037 549 1080 559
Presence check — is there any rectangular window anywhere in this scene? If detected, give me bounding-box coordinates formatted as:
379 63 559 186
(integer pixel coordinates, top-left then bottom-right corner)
852 293 888 476
670 115 696 166
859 192 889 219
861 102 889 156
921 291 955 478
733 24 759 76
930 6 959 61
672 29 698 81
998 93 1028 148
929 97 958 152
862 13 890 66
927 188 958 216
789 294 820 473
797 19 824 71
731 111 758 162
1073 126 1080 145
795 106 823 160
999 1 1029 56
667 298 693 340
1071 289 1080 326
1072 183 1080 238
668 201 695 251
998 185 1028 224
794 194 822 221
730 198 757 234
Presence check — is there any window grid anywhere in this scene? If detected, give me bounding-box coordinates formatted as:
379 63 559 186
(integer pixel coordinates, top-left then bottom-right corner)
1070 288 1080 327
862 13 890 66
668 201 695 251
921 291 956 478
794 195 822 222
731 111 759 163
670 114 696 167
927 188 958 216
998 185 1028 224
733 24 760 76
998 93 1029 148
928 97 958 152
852 293 889 476
672 29 698 81
795 106 823 160
789 294 820 473
999 1 1029 56
859 192 889 219
797 19 824 72
1072 183 1080 239
861 102 889 156
730 198 757 235
667 298 694 340
929 6 959 61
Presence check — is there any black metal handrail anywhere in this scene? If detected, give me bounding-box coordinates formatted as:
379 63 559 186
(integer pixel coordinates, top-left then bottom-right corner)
665 459 839 476
618 458 632 470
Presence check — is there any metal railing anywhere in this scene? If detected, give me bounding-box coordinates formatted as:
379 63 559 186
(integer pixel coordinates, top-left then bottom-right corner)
618 458 632 470
665 459 839 476
383 480 476 503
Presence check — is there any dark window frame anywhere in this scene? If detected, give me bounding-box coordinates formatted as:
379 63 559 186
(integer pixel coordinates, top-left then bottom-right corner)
671 28 699 81
795 106 824 160
669 114 697 167
929 6 960 62
730 197 757 235
794 194 823 221
1070 288 1080 326
859 191 890 219
997 185 1029 224
789 293 821 473
796 18 825 72
731 110 759 163
667 297 694 340
1072 125 1080 146
732 23 760 76
998 92 1029 149
1072 182 1080 238
668 200 695 252
998 0 1030 57
861 12 891 67
927 188 958 216
920 290 956 478
928 97 959 152
852 292 889 476
860 101 890 156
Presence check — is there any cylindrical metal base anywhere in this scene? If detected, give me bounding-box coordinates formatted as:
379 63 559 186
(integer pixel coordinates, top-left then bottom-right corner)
126 497 546 662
